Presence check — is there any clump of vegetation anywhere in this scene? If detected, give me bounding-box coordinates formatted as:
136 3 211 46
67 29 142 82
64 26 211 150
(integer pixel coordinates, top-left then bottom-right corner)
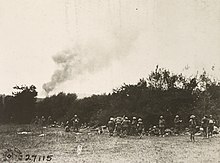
0 66 220 127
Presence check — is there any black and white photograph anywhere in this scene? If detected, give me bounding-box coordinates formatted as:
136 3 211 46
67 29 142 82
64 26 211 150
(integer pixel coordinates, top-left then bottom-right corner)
0 0 220 162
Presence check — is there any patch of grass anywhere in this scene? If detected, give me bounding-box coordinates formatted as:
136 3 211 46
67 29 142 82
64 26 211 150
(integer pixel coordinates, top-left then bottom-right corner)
0 124 220 163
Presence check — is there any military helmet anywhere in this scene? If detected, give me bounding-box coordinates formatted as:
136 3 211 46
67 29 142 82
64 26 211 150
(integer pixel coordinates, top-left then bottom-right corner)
133 117 137 120
190 115 195 119
110 117 114 121
138 118 142 122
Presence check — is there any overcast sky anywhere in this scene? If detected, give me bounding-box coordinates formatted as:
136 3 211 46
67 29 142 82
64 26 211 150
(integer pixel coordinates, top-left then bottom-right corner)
0 0 220 97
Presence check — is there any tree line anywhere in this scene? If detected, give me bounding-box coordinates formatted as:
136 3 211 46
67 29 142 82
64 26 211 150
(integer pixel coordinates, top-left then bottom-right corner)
0 66 220 128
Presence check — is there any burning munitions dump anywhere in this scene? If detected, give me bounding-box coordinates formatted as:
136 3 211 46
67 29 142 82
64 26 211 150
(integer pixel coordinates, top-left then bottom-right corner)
42 29 140 95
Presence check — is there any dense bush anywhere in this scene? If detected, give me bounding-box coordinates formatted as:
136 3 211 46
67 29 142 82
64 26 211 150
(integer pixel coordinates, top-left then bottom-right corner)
1 66 220 127
0 85 37 123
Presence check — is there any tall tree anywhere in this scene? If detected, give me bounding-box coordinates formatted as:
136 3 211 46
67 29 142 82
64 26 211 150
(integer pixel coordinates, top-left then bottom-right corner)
12 85 38 123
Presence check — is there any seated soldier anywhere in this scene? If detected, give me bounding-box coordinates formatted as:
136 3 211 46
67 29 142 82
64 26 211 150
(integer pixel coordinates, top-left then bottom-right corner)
64 120 71 132
65 125 70 132
33 116 39 125
152 126 160 136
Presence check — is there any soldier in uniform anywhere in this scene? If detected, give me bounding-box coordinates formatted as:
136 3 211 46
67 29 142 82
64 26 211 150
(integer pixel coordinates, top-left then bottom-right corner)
149 126 160 136
130 117 138 136
47 116 53 126
65 120 70 132
137 118 144 138
33 116 39 125
189 115 196 142
121 116 130 137
159 115 165 137
41 116 46 126
201 115 209 138
174 115 182 135
107 117 115 136
209 115 215 137
71 115 79 132
115 117 122 136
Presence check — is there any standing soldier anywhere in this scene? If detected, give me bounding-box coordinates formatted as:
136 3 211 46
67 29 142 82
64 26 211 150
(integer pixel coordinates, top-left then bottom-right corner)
130 117 138 136
137 118 144 138
122 117 130 137
47 116 53 126
107 117 115 136
189 115 196 142
159 115 165 137
209 115 215 137
41 116 46 126
174 115 182 135
71 115 79 132
115 117 122 136
201 115 209 138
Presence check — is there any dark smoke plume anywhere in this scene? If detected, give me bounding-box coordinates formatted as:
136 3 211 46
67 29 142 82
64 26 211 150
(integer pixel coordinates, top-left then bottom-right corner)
43 30 139 94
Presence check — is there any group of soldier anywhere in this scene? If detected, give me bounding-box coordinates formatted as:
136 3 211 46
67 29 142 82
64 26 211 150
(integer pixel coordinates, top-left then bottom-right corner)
32 114 80 133
33 113 217 142
33 115 53 126
107 115 179 138
107 116 144 138
189 114 216 142
64 114 80 132
107 114 217 141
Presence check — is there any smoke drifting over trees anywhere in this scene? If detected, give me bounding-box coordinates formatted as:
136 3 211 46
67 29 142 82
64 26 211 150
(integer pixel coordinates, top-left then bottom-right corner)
42 49 79 94
36 67 220 126
43 29 139 94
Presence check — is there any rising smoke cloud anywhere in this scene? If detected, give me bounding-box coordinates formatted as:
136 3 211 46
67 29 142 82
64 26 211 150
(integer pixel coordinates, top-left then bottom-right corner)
43 29 139 94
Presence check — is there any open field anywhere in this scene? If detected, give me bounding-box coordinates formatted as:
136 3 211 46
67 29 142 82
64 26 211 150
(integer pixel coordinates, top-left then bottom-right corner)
0 125 220 163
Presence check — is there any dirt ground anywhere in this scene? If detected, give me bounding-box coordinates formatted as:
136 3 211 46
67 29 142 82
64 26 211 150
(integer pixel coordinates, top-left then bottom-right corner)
0 124 220 163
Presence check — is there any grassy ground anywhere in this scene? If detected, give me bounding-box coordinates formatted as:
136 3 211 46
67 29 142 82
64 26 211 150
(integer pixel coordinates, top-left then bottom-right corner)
0 124 220 163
